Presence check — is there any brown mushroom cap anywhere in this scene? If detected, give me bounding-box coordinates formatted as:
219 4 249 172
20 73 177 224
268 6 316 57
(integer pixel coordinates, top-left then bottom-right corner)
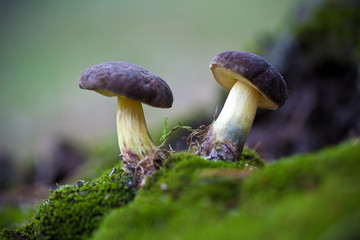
210 51 288 109
79 61 173 108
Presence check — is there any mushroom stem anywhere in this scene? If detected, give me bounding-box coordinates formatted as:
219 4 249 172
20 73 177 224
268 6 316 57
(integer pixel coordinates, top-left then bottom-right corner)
116 96 156 162
201 80 259 161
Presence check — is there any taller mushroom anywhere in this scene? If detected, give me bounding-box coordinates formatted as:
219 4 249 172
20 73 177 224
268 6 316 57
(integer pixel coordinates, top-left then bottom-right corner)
79 62 173 180
201 51 288 162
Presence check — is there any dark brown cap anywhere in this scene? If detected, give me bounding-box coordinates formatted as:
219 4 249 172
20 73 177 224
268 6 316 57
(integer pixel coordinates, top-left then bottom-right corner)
79 61 173 108
210 51 288 109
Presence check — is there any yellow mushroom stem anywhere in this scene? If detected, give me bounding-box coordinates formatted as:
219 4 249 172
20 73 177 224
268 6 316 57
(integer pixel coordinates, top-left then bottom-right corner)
116 96 156 162
213 80 259 142
202 80 260 161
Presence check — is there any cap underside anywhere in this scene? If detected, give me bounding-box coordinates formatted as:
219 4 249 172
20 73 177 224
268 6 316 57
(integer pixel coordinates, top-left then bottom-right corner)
211 65 279 110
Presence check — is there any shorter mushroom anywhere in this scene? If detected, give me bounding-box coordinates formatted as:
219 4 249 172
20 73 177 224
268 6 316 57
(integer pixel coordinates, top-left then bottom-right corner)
79 62 173 180
201 51 288 162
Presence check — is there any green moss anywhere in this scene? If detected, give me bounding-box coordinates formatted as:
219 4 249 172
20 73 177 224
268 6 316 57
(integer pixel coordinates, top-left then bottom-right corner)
91 140 360 240
1 169 135 240
0 147 260 240
1 222 38 240
4 141 360 240
89 148 263 239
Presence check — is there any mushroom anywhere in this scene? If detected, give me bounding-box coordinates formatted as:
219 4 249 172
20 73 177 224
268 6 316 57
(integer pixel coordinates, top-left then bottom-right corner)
79 61 173 175
201 51 288 162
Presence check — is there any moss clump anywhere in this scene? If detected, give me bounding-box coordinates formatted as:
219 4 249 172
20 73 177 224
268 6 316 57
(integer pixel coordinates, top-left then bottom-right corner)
91 148 263 239
91 140 360 240
1 170 135 240
0 147 260 240
1 222 37 240
144 147 262 203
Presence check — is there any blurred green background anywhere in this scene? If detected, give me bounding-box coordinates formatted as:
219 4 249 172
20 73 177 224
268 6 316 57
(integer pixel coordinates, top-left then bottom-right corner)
0 0 299 161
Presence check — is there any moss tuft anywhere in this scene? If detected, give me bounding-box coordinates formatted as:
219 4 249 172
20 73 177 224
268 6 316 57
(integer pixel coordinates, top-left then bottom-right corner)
1 222 37 240
1 170 136 240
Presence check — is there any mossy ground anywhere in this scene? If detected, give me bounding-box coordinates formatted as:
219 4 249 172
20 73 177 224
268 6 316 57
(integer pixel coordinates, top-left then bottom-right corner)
91 139 360 240
1 166 136 240
0 148 261 240
2 141 360 239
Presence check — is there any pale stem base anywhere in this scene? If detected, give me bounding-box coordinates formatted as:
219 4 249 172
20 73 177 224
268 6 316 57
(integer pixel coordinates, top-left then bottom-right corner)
201 80 259 161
